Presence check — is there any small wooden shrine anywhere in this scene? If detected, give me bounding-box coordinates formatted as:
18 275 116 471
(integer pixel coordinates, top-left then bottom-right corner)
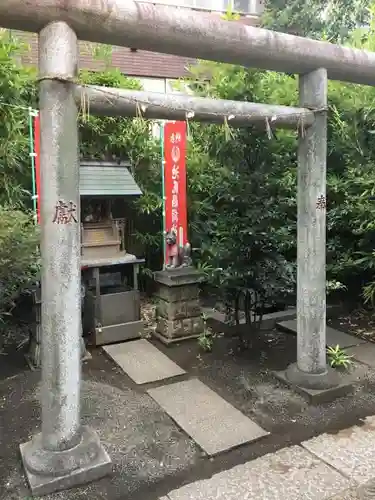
80 161 145 347
80 160 139 261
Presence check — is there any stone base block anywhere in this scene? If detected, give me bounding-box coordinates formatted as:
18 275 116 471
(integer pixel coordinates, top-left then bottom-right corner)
154 268 203 303
153 268 204 343
153 330 202 346
285 362 341 390
156 284 200 303
156 316 204 341
273 362 357 404
20 426 112 497
154 268 204 287
156 298 201 320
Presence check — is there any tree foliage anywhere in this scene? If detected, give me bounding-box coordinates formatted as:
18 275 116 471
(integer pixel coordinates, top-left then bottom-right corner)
181 9 375 310
0 207 39 325
3 7 375 322
0 32 37 208
78 68 163 270
262 0 371 42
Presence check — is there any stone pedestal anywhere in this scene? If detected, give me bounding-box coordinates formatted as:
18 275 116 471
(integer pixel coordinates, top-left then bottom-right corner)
153 268 204 345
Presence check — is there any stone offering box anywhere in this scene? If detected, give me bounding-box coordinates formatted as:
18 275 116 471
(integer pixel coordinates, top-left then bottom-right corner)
153 267 205 345
82 255 144 346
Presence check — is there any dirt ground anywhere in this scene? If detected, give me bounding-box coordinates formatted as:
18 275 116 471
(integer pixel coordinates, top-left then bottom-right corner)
3 313 375 500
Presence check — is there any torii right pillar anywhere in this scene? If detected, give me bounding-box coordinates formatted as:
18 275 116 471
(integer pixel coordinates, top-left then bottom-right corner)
283 68 343 399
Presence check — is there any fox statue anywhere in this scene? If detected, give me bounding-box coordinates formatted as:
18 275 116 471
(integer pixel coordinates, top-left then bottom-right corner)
165 230 192 269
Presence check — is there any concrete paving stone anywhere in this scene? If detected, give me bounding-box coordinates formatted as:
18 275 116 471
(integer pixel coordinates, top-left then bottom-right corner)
103 339 185 384
302 415 375 484
346 343 375 368
148 378 269 456
277 320 365 348
165 445 351 500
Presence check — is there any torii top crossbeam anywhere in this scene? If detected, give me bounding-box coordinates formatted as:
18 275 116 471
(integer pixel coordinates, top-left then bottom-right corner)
1 0 375 86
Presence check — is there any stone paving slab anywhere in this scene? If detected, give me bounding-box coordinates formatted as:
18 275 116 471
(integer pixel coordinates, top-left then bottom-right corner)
302 415 375 484
277 320 365 348
346 343 375 368
165 445 351 500
103 339 185 384
148 378 269 456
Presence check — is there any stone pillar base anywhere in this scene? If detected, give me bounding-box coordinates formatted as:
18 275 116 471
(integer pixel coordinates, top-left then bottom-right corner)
285 362 340 390
153 268 204 345
20 426 112 497
273 362 355 404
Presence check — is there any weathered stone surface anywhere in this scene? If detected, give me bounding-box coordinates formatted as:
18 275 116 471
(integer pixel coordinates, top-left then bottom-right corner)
103 339 185 384
154 269 204 342
165 445 350 500
157 298 201 320
278 319 365 348
302 415 375 484
20 426 112 496
154 268 204 287
148 378 269 456
328 489 360 500
274 367 352 404
156 316 204 340
156 283 200 303
274 362 367 404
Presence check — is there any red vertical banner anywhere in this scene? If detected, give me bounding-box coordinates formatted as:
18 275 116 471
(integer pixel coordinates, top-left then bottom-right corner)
33 114 41 224
164 121 188 265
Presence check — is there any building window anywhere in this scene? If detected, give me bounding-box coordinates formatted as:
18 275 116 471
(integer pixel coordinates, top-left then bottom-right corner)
223 0 264 14
138 0 263 15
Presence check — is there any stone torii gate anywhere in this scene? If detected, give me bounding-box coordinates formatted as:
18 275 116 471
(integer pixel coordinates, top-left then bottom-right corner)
1 0 375 496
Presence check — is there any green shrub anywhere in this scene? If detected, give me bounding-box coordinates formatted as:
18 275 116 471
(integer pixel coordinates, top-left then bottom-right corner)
3 23 375 310
0 207 39 324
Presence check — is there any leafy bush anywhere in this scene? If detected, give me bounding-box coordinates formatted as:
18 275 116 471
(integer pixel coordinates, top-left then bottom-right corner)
177 15 375 309
0 208 39 325
326 345 354 370
0 32 37 208
3 17 375 316
78 68 163 272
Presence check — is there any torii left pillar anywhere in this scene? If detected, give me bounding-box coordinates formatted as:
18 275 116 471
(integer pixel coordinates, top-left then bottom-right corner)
19 22 112 497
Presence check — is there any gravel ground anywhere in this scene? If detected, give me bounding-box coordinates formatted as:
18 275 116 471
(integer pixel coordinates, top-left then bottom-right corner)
2 324 375 500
